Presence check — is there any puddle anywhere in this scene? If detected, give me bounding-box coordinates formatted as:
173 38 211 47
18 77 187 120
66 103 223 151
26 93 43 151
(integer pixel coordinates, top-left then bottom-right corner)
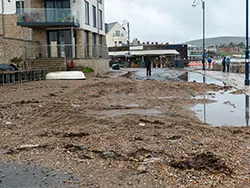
100 109 166 117
184 72 225 86
192 89 249 127
0 163 81 188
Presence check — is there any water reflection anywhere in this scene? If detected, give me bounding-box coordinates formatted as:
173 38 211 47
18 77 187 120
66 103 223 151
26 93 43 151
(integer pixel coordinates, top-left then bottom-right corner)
192 90 250 127
203 74 206 123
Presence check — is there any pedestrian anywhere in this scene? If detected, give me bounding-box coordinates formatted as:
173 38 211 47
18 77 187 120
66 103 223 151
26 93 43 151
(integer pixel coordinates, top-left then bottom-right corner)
226 56 231 73
207 57 212 70
145 58 151 76
222 56 226 73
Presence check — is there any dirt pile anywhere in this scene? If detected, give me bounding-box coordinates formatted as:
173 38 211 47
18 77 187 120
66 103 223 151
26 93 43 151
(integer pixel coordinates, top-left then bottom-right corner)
0 75 249 187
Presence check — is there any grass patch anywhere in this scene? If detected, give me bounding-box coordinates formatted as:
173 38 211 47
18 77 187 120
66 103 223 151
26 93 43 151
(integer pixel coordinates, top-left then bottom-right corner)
82 67 94 73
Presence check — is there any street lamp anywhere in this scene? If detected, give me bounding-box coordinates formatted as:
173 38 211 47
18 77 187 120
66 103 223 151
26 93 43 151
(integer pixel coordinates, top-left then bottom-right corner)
192 0 206 71
122 20 131 66
245 0 250 85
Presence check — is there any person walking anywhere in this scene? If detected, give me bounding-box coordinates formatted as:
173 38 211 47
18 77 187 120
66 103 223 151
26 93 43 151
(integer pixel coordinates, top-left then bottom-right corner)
222 56 226 73
207 57 212 70
226 56 231 73
145 58 152 76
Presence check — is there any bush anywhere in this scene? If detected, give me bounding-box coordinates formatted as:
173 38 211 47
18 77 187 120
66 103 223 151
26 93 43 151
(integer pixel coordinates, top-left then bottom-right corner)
82 67 94 73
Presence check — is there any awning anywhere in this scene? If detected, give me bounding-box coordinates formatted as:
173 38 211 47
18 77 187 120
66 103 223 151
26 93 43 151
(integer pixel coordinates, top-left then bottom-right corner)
109 49 179 57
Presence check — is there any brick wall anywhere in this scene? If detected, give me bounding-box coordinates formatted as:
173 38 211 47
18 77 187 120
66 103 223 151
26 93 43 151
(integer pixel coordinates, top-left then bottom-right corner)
76 29 85 58
0 38 40 64
32 29 47 57
0 15 29 40
73 58 109 75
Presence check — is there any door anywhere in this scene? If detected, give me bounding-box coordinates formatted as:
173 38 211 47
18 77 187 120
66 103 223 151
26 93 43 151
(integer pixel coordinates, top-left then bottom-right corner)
48 31 58 57
48 30 75 58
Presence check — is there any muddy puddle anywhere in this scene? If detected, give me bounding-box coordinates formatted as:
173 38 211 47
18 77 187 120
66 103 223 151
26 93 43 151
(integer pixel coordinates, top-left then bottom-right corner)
0 163 80 188
192 89 249 127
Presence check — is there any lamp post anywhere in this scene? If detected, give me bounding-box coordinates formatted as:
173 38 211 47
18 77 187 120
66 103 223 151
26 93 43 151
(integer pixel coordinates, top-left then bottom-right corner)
192 0 206 71
246 0 250 85
122 20 130 66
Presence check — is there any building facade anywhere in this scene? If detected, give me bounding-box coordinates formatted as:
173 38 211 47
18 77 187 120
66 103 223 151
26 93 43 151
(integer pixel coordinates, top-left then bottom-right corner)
105 22 127 47
0 0 107 59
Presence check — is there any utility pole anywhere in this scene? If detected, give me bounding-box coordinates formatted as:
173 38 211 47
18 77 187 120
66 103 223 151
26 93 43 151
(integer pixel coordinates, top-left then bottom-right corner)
192 0 206 72
246 0 250 85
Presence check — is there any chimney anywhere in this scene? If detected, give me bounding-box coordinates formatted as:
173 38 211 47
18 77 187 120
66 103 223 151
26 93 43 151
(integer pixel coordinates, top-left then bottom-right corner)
151 42 154 45
147 41 149 44
156 42 158 45
142 42 145 45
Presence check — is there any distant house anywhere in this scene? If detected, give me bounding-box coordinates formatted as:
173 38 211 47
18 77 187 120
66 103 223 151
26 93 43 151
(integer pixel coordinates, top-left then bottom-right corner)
105 22 128 47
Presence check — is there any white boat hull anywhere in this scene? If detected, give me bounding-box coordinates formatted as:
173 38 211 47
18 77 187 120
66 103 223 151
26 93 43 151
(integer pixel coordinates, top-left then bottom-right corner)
46 71 86 80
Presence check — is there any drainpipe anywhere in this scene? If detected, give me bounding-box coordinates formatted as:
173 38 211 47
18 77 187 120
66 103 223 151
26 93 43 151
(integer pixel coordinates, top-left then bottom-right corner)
1 0 5 37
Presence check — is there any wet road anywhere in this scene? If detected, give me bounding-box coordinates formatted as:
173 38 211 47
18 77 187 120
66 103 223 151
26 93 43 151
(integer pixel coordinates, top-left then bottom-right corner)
0 163 80 188
131 68 249 127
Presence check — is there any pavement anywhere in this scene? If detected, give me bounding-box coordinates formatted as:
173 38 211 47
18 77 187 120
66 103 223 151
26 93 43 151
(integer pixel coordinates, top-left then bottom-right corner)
195 70 250 95
107 67 250 96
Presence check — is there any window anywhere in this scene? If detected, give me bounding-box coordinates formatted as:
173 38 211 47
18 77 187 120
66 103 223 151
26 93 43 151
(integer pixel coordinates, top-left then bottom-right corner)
85 1 89 25
115 30 121 37
99 9 103 30
99 35 103 46
92 5 97 27
16 0 24 14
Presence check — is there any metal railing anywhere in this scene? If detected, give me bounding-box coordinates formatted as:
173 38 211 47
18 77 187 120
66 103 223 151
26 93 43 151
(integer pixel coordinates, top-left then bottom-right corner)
17 8 80 26
23 44 109 59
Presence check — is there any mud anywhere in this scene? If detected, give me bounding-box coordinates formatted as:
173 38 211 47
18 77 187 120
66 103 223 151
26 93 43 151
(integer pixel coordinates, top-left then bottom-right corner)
0 70 249 187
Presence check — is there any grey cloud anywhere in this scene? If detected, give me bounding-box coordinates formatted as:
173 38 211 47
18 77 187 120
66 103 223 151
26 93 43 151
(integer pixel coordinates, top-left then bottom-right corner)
105 0 246 43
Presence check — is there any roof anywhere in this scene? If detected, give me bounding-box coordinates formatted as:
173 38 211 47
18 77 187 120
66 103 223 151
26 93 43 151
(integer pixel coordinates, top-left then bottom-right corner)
105 22 117 33
109 49 179 57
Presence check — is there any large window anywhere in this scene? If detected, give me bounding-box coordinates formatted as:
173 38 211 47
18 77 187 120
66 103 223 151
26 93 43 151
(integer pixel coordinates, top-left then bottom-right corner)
47 30 75 58
92 5 97 27
16 0 24 14
46 0 71 22
85 1 89 25
98 9 103 30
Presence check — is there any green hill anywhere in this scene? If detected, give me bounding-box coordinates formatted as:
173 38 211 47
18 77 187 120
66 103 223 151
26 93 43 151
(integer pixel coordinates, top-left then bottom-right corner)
185 36 247 47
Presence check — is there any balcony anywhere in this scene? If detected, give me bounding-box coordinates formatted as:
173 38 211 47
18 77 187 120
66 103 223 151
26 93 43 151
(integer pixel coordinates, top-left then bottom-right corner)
17 8 80 28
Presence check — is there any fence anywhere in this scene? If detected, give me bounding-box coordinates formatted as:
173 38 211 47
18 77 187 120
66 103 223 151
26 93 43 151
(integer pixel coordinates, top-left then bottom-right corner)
23 44 109 59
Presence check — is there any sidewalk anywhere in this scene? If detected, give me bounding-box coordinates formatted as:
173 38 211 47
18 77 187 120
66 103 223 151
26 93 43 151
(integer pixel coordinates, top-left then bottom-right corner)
106 68 129 77
195 70 250 95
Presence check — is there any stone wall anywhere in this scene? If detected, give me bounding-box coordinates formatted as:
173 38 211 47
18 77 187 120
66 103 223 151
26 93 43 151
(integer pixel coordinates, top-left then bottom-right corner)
76 29 85 58
0 38 40 64
32 29 47 57
73 58 109 75
0 15 29 40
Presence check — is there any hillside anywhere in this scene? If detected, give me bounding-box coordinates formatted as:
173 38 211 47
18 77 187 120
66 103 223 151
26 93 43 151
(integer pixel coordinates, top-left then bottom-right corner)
185 36 247 47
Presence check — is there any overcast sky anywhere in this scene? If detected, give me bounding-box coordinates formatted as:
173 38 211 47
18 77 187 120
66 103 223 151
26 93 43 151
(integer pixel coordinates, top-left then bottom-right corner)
105 0 246 43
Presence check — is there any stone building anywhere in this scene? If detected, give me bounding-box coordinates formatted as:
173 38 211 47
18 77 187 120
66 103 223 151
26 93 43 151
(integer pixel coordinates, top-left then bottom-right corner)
0 0 109 74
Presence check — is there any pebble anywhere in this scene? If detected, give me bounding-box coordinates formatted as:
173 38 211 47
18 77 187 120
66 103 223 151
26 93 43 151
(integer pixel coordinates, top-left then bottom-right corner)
103 151 116 157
